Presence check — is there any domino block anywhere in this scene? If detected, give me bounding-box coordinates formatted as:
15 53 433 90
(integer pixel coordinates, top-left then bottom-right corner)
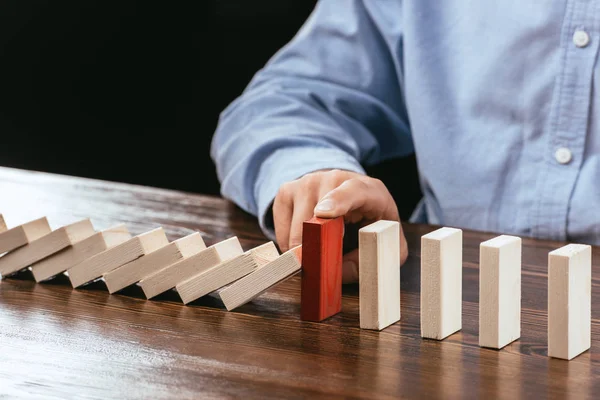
0 219 95 278
301 216 343 322
0 217 51 255
103 232 206 293
138 236 243 299
359 220 401 330
177 241 279 304
0 214 6 232
219 245 302 311
479 235 521 349
68 227 169 288
548 244 592 360
420 227 462 340
31 224 131 282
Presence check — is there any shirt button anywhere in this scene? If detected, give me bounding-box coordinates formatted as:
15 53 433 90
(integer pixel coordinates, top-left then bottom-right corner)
573 30 590 48
555 147 573 164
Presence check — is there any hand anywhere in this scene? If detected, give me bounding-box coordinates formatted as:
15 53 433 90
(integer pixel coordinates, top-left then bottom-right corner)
272 169 408 283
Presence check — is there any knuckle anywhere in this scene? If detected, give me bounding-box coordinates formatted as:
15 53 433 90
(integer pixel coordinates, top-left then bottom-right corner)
368 177 390 194
326 169 348 186
277 182 294 200
349 177 369 190
368 177 384 188
302 173 318 186
328 169 351 183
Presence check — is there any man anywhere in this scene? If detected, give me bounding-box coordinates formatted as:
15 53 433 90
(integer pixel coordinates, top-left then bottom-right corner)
211 1 600 283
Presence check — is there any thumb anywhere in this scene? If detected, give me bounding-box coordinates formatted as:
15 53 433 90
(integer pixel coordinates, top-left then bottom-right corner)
342 249 359 284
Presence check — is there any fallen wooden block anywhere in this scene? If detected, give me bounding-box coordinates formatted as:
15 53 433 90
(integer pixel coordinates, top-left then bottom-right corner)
68 227 169 288
177 241 279 304
548 243 592 360
31 224 132 282
219 245 302 311
359 220 401 330
479 235 521 349
103 232 206 294
0 214 6 233
0 218 95 278
0 217 51 255
139 236 244 299
420 227 462 340
301 216 343 322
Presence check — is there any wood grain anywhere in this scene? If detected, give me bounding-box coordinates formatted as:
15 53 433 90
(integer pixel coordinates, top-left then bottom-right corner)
0 216 51 255
0 218 95 277
0 166 599 399
301 216 343 322
31 223 131 283
176 241 279 304
359 220 401 330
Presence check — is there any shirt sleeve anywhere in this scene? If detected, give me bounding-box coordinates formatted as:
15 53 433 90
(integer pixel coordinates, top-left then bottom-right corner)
210 0 411 240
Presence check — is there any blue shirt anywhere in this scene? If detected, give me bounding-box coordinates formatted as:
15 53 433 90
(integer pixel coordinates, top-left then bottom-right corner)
211 0 600 245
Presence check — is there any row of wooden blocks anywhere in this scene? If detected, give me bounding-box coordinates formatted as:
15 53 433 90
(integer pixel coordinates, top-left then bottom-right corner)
0 215 303 310
0 213 591 361
421 227 592 361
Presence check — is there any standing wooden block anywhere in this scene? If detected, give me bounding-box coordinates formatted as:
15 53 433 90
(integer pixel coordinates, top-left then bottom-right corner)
479 235 521 349
177 241 279 304
31 224 132 282
548 244 592 360
359 220 401 330
301 216 343 322
0 217 51 255
420 227 462 340
138 236 243 299
103 232 206 293
219 245 302 311
0 214 6 233
68 227 169 288
0 219 95 278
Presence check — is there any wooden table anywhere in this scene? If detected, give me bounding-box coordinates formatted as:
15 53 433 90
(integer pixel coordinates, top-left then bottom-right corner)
0 167 598 399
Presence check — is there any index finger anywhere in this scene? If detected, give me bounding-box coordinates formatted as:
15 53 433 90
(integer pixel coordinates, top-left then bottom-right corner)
313 178 398 222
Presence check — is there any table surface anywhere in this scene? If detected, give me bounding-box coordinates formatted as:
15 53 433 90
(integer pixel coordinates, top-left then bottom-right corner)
0 167 598 399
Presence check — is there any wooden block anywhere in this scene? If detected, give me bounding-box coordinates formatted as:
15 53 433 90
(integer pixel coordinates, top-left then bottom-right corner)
0 214 6 233
479 235 521 349
139 236 243 299
548 244 591 360
359 220 401 330
0 218 95 278
420 227 462 340
301 216 343 322
68 227 169 288
0 217 51 255
31 224 132 282
220 245 302 311
177 241 279 304
103 232 206 294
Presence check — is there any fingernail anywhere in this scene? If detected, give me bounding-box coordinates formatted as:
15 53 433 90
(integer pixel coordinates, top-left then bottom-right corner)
315 198 335 212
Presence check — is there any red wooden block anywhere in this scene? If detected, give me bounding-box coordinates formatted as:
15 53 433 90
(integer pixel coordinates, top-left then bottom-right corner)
301 216 343 321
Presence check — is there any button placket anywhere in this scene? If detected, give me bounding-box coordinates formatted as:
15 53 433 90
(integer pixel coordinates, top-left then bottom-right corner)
531 0 600 241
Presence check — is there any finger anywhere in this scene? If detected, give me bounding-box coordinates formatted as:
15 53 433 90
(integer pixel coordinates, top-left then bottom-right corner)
314 178 398 221
273 187 293 253
288 195 318 250
400 225 409 266
317 170 349 201
342 249 359 284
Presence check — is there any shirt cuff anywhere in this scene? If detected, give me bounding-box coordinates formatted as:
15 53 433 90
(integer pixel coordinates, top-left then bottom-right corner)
254 146 366 241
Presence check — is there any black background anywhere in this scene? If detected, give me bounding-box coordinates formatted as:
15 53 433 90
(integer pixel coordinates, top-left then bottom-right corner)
0 0 421 220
